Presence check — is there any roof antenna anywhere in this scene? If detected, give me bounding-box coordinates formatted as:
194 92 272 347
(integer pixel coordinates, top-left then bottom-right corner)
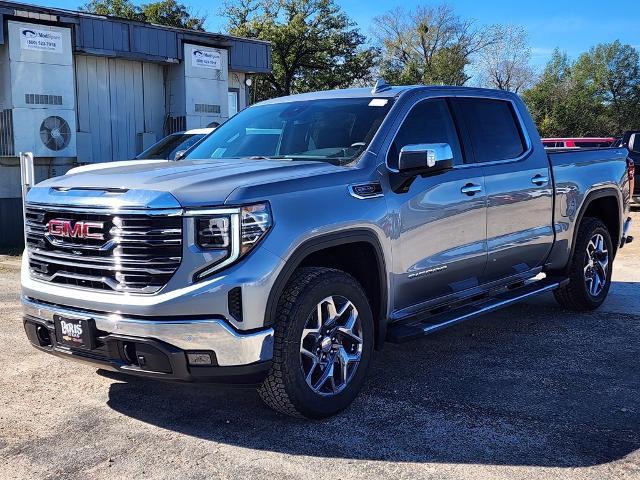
371 78 391 94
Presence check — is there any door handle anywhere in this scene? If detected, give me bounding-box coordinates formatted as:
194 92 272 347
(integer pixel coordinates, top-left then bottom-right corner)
461 183 482 196
531 174 549 186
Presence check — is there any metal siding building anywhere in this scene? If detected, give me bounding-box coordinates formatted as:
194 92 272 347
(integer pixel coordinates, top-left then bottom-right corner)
0 1 271 248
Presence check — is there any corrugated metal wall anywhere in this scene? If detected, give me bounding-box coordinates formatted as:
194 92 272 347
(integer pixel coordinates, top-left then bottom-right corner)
73 16 270 73
0 3 272 73
75 55 165 162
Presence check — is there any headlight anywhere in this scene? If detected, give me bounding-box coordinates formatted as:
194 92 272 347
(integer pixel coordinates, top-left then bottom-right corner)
194 202 272 280
240 203 272 254
196 216 231 249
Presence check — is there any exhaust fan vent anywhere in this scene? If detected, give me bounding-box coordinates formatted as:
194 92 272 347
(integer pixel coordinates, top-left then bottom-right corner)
0 109 14 156
39 115 71 151
25 94 63 106
194 103 221 114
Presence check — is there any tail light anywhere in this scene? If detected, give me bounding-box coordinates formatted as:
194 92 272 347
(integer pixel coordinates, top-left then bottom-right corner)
627 157 635 194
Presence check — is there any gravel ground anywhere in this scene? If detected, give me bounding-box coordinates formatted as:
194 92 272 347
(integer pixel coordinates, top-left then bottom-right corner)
1 214 639 480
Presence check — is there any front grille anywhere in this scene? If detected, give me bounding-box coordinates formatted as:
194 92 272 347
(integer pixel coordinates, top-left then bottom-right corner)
25 206 182 294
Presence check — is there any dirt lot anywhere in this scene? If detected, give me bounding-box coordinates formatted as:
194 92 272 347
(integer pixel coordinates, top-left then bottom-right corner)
1 214 639 480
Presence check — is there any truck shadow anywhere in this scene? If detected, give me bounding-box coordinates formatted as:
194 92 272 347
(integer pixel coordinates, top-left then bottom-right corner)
104 297 640 467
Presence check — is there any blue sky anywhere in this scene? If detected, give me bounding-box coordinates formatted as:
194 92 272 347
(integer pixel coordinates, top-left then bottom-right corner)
30 0 640 68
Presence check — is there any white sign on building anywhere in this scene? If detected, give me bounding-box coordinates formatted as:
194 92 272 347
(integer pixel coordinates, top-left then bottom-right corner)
191 49 221 70
19 27 64 53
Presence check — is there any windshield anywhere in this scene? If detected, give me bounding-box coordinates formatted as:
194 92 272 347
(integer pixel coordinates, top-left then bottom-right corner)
185 97 394 165
137 133 206 160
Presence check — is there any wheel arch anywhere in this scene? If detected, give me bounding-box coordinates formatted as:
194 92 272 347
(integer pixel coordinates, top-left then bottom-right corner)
264 229 389 349
564 187 622 272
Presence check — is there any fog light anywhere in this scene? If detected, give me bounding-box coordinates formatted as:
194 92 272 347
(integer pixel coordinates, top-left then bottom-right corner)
186 352 214 365
36 325 51 346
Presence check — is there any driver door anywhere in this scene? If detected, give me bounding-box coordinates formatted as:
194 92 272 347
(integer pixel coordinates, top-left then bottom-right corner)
384 98 488 314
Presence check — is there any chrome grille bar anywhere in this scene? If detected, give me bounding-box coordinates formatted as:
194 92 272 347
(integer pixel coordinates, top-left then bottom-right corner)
25 205 183 294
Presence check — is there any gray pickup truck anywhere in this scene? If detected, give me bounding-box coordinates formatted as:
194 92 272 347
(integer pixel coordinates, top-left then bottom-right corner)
22 82 634 418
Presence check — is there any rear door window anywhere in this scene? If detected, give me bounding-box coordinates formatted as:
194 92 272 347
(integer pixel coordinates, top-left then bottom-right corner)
455 98 527 163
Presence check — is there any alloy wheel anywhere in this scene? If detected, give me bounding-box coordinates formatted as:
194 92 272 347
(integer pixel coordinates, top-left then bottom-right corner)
584 233 609 297
299 295 363 396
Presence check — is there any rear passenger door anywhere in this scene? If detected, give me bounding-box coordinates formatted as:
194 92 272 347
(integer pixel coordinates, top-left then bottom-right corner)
452 97 554 284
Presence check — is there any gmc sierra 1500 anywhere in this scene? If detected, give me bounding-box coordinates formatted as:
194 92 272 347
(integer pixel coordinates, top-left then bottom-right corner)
22 82 634 418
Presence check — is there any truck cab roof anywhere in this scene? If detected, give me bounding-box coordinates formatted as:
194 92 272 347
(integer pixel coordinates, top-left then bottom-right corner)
256 85 519 105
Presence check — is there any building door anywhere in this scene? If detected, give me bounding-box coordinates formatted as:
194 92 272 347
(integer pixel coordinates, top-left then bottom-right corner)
75 55 165 162
228 88 240 117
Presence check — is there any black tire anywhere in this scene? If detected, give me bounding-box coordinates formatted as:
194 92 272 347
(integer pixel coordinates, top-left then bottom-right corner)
258 267 374 419
554 217 613 311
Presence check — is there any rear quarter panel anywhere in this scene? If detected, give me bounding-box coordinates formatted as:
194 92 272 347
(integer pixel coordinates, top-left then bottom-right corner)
545 147 630 271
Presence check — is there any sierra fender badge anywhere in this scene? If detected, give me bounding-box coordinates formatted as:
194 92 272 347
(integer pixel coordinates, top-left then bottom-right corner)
408 265 448 279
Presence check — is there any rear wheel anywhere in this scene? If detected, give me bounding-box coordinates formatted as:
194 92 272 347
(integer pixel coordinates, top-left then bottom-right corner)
258 267 374 418
554 217 613 311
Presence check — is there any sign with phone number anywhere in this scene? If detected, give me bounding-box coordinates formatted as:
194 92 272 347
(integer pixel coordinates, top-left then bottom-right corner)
20 28 63 53
192 49 221 70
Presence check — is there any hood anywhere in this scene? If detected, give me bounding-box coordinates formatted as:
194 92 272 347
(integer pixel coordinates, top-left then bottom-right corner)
65 159 169 175
31 158 343 208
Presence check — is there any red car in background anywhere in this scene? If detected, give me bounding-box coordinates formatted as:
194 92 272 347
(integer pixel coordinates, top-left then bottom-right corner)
542 137 615 148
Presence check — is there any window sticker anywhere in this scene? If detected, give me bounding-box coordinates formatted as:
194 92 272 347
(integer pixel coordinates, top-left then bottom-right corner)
369 99 389 107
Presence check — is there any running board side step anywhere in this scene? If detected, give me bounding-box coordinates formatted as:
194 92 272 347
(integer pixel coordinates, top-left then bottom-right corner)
386 277 568 343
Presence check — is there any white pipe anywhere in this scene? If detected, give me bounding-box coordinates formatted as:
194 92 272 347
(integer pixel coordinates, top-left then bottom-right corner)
19 152 34 249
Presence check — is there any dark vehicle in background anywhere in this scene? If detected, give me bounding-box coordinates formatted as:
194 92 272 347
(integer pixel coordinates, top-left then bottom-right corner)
136 128 214 160
542 137 615 149
612 131 640 204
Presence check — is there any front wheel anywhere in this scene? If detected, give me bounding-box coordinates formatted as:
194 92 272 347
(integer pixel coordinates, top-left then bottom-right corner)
258 267 374 418
554 217 613 311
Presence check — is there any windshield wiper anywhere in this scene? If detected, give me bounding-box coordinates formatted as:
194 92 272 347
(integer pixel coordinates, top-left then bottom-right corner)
242 155 290 160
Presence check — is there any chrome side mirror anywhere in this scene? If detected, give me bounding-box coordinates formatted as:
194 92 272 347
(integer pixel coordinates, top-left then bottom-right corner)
174 150 187 161
629 133 640 154
398 143 454 174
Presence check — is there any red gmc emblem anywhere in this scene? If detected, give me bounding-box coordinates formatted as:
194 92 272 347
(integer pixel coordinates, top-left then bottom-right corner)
47 219 105 240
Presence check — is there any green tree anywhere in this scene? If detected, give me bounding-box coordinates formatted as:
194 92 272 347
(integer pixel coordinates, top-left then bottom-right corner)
82 0 141 19
523 42 640 137
371 5 496 86
573 41 640 133
524 50 578 136
81 0 205 30
140 0 205 30
223 0 376 100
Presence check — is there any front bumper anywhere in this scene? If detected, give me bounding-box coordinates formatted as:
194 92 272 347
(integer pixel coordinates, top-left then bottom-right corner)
21 239 287 332
22 297 273 384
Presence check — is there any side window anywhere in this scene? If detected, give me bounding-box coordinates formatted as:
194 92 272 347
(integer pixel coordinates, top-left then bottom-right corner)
388 98 463 170
457 98 527 163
